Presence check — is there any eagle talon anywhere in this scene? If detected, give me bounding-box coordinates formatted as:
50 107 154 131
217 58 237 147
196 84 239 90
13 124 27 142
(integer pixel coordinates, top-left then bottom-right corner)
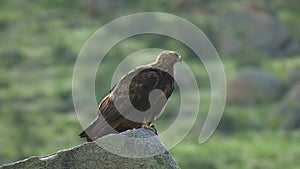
142 124 158 135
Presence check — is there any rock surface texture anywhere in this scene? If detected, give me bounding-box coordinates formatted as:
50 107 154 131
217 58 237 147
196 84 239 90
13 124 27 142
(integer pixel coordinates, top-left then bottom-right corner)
0 128 180 169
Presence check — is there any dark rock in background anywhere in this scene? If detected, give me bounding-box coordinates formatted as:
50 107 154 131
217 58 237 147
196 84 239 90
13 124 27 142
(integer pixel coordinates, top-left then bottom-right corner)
82 0 125 16
286 65 300 87
0 129 180 169
211 1 300 58
227 67 282 104
0 49 25 67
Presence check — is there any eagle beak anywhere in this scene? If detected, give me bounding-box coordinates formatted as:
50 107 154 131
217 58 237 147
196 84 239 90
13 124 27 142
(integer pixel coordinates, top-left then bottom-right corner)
177 55 182 62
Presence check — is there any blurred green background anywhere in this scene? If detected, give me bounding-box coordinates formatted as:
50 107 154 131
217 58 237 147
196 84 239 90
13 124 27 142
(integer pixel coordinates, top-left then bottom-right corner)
1 0 300 168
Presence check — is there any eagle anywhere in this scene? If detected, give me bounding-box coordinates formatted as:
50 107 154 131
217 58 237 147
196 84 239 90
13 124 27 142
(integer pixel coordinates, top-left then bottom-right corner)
79 51 181 141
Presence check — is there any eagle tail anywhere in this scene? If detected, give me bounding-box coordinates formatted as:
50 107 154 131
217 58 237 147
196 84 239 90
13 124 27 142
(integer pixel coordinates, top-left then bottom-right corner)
79 117 116 142
79 130 92 142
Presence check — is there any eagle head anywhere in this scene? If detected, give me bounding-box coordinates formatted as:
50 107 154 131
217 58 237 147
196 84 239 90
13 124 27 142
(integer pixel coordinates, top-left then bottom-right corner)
156 50 182 65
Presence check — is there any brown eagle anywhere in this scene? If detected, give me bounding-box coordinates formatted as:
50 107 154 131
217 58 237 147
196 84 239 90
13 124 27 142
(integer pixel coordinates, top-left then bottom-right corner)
79 51 181 141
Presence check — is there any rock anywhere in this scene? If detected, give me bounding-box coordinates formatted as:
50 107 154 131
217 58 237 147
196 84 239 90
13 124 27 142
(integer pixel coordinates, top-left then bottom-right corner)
286 65 300 87
169 0 211 14
0 128 180 169
81 0 125 16
0 49 24 67
227 67 282 104
269 82 300 130
211 0 300 58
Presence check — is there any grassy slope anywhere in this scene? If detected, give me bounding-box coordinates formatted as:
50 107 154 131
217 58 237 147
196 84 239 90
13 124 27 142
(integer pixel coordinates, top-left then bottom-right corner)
0 1 300 169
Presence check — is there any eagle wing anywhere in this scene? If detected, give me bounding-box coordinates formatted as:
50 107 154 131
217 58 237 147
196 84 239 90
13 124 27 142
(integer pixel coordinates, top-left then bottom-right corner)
79 68 174 141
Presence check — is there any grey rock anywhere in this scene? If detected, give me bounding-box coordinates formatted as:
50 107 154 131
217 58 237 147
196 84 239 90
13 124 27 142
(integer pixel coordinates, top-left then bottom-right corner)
286 65 300 87
227 67 282 104
211 1 300 58
0 128 180 169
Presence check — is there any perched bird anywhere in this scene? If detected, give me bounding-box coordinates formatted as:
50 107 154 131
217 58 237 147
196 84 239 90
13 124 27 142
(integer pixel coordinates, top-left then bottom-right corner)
79 51 181 141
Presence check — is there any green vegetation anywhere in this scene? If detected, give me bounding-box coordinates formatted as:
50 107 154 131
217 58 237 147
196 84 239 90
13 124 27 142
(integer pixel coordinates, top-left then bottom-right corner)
0 0 300 168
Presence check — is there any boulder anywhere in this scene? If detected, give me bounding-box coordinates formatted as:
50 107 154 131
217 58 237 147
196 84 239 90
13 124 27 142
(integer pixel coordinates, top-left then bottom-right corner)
0 49 24 67
286 65 300 87
227 67 282 104
0 128 180 169
211 0 300 58
81 0 125 16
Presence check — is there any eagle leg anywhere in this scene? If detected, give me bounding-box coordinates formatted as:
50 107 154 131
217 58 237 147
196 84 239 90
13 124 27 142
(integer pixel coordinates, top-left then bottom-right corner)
142 123 158 135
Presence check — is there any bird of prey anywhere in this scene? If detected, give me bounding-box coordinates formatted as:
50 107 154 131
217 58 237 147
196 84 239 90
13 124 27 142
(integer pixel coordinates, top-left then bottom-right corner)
79 51 181 141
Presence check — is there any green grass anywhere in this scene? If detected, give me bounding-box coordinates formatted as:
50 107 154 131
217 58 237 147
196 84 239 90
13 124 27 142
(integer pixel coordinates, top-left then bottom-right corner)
171 131 300 169
1 0 300 168
262 56 300 82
